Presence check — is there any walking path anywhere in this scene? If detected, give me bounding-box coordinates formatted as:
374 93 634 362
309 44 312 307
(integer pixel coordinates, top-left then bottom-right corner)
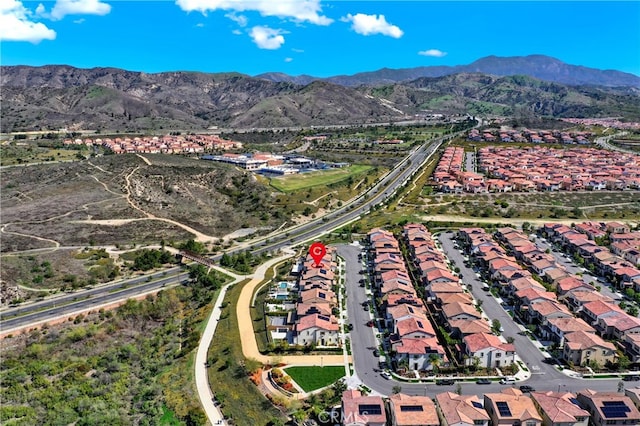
194 267 243 426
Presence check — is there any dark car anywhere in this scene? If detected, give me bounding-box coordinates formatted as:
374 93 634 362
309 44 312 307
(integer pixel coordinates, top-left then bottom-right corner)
623 375 640 381
476 378 491 385
366 320 374 327
373 349 380 357
519 385 535 392
347 323 354 331
436 379 455 386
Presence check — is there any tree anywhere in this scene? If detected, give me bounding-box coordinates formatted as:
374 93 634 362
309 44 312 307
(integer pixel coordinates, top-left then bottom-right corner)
455 383 462 395
617 354 631 372
392 385 402 394
492 319 502 334
428 354 441 373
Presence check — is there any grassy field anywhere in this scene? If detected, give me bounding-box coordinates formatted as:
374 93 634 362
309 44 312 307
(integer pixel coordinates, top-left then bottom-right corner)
284 366 346 393
207 279 287 425
269 165 373 193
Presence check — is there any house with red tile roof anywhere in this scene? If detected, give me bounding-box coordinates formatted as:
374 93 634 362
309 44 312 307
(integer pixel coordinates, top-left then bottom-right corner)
581 300 625 325
562 331 616 366
442 301 483 322
562 290 613 313
577 390 640 426
341 390 386 426
389 393 440 426
391 337 447 372
395 316 437 340
385 293 425 310
596 312 640 340
527 300 573 325
293 314 339 346
543 317 596 347
484 389 543 426
299 288 336 306
436 392 490 426
448 319 492 338
530 391 590 426
462 332 515 368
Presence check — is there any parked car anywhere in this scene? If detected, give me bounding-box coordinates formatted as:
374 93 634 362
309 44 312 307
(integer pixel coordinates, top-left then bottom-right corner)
623 375 640 381
373 349 380 357
500 377 516 385
380 371 392 380
476 378 491 385
347 323 353 331
519 385 535 392
366 320 374 327
436 379 455 386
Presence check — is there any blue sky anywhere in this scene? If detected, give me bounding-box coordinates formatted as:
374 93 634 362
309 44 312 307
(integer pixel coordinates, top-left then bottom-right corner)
1 1 639 77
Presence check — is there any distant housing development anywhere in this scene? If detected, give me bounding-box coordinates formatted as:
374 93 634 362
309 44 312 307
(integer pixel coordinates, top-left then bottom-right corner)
63 134 242 154
203 152 347 175
468 128 593 144
434 146 640 193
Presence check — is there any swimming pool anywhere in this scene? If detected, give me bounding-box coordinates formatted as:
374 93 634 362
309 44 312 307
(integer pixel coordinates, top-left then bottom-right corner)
278 282 288 289
275 294 287 300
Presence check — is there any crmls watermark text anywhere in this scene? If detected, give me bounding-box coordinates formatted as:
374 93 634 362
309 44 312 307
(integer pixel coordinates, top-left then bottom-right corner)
317 409 373 424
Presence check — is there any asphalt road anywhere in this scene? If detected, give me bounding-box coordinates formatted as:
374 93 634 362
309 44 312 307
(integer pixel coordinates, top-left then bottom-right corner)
531 235 621 302
336 232 622 397
0 133 451 333
1 273 189 331
250 131 465 256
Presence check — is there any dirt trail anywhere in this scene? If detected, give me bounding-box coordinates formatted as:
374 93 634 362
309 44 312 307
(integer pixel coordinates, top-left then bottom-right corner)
421 215 579 226
71 218 215 243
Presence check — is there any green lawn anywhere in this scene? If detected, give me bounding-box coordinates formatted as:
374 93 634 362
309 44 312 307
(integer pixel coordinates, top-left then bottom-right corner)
284 366 346 393
269 165 373 192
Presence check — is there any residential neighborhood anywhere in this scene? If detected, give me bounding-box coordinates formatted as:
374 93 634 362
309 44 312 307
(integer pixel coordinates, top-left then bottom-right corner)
434 145 640 193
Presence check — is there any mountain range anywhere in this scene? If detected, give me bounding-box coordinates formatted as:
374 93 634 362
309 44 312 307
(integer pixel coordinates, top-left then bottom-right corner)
1 55 639 132
257 55 640 88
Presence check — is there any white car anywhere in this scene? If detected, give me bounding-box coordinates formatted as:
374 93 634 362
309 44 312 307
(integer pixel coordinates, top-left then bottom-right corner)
381 371 392 380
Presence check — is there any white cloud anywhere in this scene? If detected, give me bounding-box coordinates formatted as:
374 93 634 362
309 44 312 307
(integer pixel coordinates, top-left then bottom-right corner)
418 49 447 57
250 26 285 50
176 0 332 25
232 29 242 35
35 3 46 16
50 0 111 20
342 13 403 38
291 48 304 53
284 57 293 62
195 22 204 27
0 0 56 43
225 12 247 27
73 18 85 24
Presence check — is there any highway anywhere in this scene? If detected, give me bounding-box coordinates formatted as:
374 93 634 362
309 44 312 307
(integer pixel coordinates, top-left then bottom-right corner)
0 271 189 332
0 132 452 333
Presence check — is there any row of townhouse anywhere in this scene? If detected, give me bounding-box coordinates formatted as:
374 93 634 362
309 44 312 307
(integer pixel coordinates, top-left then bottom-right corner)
542 223 640 291
479 147 640 192
493 226 620 367
64 134 242 154
561 117 640 130
290 247 341 347
459 227 616 368
433 146 466 193
367 227 447 373
342 388 640 426
467 128 592 144
403 224 515 370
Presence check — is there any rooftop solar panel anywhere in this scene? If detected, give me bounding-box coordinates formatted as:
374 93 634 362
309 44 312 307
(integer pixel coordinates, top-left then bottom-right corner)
496 401 512 417
400 405 424 412
359 404 382 416
602 407 628 419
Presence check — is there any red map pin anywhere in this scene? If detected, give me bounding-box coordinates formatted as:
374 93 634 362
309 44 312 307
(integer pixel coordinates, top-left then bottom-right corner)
309 242 327 268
